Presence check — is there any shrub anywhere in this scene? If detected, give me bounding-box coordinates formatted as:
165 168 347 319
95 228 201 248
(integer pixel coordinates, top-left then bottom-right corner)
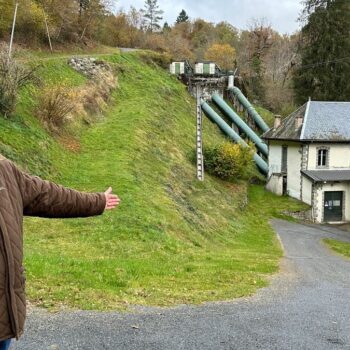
0 44 36 118
36 65 118 134
139 51 172 69
203 141 255 181
36 84 76 134
79 69 118 118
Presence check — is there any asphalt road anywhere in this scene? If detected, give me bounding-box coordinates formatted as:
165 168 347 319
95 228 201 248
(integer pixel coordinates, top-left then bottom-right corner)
12 220 350 350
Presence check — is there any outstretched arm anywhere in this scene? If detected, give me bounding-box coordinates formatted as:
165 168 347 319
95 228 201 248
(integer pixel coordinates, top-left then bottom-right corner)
8 160 119 218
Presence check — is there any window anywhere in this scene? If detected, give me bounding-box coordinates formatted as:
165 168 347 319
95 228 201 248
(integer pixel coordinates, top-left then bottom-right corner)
317 149 328 167
281 146 288 172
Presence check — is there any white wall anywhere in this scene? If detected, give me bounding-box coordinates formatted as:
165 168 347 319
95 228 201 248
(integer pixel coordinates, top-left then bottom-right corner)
287 144 302 200
268 143 282 176
266 175 283 196
301 176 312 205
267 141 302 200
308 144 350 169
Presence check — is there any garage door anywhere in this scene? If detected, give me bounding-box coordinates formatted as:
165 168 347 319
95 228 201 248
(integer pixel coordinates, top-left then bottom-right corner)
324 191 343 222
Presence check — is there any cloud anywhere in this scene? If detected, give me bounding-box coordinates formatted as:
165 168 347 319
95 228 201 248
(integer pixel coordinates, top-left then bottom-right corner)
116 0 303 34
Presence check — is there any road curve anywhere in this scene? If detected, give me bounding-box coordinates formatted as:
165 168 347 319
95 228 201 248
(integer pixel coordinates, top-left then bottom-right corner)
13 220 350 350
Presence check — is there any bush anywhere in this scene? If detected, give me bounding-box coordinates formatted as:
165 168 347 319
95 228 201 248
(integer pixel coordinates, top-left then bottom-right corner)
0 45 36 118
36 84 76 134
36 66 118 134
203 141 255 181
139 51 172 69
79 69 118 119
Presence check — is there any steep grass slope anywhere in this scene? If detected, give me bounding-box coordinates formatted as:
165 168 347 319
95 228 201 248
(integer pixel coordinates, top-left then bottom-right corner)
1 52 303 310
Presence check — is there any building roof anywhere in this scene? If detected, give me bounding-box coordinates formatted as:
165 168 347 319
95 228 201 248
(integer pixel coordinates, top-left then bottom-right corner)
301 169 350 182
263 101 350 142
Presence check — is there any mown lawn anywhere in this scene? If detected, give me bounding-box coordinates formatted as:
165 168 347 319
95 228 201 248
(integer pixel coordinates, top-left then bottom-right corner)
2 51 306 310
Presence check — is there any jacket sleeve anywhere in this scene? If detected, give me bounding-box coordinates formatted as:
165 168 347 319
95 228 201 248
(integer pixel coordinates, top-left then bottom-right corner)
9 161 106 218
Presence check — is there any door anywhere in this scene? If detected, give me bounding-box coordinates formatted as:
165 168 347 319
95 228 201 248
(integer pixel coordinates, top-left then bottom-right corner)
324 191 343 222
203 63 210 75
282 175 287 196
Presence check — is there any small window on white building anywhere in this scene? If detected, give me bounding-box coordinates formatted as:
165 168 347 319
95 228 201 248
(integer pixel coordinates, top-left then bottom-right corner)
317 149 328 167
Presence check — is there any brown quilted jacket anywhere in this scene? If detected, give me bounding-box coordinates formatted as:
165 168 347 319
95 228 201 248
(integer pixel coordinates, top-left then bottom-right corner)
0 156 106 341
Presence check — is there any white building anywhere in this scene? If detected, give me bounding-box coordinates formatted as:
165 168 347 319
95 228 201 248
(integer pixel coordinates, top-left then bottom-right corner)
263 101 350 223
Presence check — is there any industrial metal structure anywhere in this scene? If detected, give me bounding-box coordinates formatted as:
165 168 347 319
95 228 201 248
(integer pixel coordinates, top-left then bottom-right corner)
194 61 222 77
211 94 268 157
169 60 270 178
229 86 269 133
196 85 204 181
169 60 193 78
201 101 269 175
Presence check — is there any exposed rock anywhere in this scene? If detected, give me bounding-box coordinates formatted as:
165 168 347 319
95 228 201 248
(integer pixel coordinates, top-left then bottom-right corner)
68 57 112 78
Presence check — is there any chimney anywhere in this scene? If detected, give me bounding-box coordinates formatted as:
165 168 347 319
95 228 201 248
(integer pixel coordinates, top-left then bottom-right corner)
295 115 303 129
274 115 282 129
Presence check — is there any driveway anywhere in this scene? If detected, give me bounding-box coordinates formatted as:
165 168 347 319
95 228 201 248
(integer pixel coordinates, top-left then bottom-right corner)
13 220 350 350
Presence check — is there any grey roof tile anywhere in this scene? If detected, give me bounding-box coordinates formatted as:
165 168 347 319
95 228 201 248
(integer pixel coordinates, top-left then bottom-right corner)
263 101 350 142
302 102 350 141
301 169 350 182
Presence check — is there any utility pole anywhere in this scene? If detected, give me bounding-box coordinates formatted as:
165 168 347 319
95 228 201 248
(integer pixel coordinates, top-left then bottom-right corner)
8 2 19 64
196 84 204 181
43 9 53 52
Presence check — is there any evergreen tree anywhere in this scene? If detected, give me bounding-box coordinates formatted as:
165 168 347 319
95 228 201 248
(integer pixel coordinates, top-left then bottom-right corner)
176 9 189 24
163 21 171 33
141 0 164 32
293 0 350 103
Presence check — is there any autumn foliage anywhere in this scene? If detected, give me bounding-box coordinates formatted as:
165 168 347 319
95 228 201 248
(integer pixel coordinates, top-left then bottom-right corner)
205 43 236 70
0 0 303 114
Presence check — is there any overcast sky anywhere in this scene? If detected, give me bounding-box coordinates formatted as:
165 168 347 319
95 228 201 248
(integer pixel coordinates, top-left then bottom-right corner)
115 0 303 34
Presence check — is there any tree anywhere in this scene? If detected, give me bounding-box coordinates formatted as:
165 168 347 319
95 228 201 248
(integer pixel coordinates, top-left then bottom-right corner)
236 19 274 102
191 19 216 59
264 33 298 112
141 0 163 32
176 9 189 24
215 21 238 47
78 0 90 17
0 0 14 38
163 21 171 33
205 43 236 70
293 0 350 103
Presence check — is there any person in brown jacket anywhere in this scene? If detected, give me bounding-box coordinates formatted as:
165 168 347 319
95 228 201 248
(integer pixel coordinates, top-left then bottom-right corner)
0 156 120 350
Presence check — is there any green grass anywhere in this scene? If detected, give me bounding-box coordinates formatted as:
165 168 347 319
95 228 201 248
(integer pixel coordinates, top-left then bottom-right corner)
2 51 305 310
255 105 275 127
323 239 350 259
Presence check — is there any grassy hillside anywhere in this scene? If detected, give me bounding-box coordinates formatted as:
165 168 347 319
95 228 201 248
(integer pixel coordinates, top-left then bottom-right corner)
1 51 304 310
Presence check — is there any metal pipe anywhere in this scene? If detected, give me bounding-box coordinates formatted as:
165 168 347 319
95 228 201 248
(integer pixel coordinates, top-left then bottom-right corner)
229 86 269 133
201 101 268 175
212 94 268 157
